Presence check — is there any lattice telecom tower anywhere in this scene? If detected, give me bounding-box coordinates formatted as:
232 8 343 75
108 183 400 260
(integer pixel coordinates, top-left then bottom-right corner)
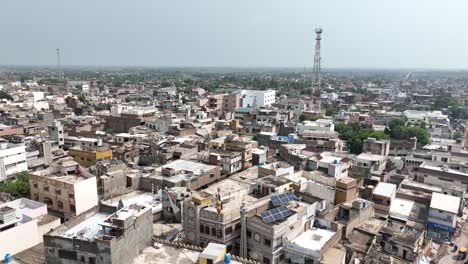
311 28 322 112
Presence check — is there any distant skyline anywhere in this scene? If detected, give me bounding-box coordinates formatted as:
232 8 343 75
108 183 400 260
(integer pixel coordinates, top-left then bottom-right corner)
1 0 468 69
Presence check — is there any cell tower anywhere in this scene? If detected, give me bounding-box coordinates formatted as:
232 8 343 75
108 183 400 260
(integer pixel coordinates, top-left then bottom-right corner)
311 28 322 112
56 48 64 81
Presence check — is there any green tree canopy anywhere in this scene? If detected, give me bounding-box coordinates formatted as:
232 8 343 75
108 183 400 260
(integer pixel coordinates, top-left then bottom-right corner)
385 118 430 145
0 171 30 197
335 123 389 154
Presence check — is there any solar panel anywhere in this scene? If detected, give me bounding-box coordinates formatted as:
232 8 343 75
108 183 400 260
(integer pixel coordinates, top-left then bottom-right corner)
271 192 297 207
259 206 293 224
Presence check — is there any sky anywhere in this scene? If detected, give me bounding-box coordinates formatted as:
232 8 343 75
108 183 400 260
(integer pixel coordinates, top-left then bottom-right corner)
1 0 468 69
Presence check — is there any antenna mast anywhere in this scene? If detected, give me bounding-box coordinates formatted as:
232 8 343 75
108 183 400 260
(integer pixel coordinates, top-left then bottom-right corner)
311 28 322 112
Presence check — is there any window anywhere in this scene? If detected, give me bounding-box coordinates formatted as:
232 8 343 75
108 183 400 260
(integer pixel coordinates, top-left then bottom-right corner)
56 189 61 195
80 256 86 262
225 226 232 235
264 238 271 247
392 245 398 252
200 224 204 234
263 256 270 264
89 257 96 264
57 201 64 209
43 186 49 192
33 183 38 189
247 230 252 238
217 229 222 238
235 223 241 230
211 227 216 236
205 226 210 234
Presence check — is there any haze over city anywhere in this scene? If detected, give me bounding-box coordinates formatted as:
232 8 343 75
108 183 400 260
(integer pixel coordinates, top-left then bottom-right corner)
2 0 468 69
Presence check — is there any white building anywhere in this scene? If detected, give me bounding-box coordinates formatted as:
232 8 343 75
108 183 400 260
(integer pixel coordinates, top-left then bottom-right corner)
0 198 61 257
297 119 335 134
427 192 460 241
239 89 276 108
0 141 27 181
48 120 64 147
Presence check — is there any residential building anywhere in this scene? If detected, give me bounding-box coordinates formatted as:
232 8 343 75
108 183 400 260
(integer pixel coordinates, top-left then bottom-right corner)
0 198 60 257
414 164 468 191
139 160 221 191
0 141 27 181
296 119 334 134
68 145 113 168
362 138 390 156
43 204 152 264
427 192 460 241
372 182 397 215
239 90 276 108
48 120 64 147
295 130 343 153
29 157 99 220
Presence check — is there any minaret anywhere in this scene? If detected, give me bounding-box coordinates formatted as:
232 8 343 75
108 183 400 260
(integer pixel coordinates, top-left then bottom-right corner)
239 200 248 258
311 28 323 113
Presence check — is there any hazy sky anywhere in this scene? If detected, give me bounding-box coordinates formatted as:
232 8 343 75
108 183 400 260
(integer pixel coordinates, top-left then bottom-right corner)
1 0 468 69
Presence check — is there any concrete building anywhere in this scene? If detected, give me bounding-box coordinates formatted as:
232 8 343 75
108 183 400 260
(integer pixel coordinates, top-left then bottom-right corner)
427 192 460 241
245 197 323 264
0 198 60 258
306 153 352 180
376 219 426 262
351 153 387 178
182 179 252 253
48 120 65 147
296 119 335 134
224 134 256 169
239 90 276 108
198 149 243 176
68 146 113 168
362 138 390 156
139 160 221 191
29 157 99 220
295 130 343 153
414 164 468 191
43 204 152 264
372 182 397 215
0 141 27 181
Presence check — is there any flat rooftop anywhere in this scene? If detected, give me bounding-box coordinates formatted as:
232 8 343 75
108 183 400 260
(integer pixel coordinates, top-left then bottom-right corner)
430 192 460 214
357 153 385 161
102 191 162 213
60 212 110 240
373 182 397 198
161 159 216 173
288 228 336 256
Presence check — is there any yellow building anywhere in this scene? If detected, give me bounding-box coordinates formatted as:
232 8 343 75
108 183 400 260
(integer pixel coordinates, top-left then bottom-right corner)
199 243 226 264
68 146 113 168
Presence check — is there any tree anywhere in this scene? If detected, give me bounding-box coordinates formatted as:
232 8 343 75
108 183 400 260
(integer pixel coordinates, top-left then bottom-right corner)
65 96 73 105
0 171 30 197
299 114 324 122
78 94 86 102
335 123 389 154
453 131 464 140
386 118 430 145
325 107 337 116
0 91 13 101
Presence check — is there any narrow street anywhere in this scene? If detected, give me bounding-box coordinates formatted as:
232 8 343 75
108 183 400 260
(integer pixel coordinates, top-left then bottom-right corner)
435 212 468 263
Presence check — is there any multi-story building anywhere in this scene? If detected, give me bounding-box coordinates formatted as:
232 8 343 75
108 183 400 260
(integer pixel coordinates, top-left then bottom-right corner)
48 120 65 148
296 119 334 134
68 145 113 168
427 192 460 241
371 182 397 215
306 153 352 180
0 198 61 257
198 149 243 176
239 90 276 108
43 204 152 264
350 153 387 178
224 134 256 169
29 157 99 220
414 164 468 191
0 141 27 181
362 138 390 156
295 130 343 153
245 194 322 264
139 159 221 191
376 219 426 262
183 179 253 253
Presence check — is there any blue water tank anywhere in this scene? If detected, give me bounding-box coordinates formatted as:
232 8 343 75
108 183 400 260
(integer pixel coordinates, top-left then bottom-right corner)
333 159 338 164
224 253 231 264
5 254 12 263
363 200 367 208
